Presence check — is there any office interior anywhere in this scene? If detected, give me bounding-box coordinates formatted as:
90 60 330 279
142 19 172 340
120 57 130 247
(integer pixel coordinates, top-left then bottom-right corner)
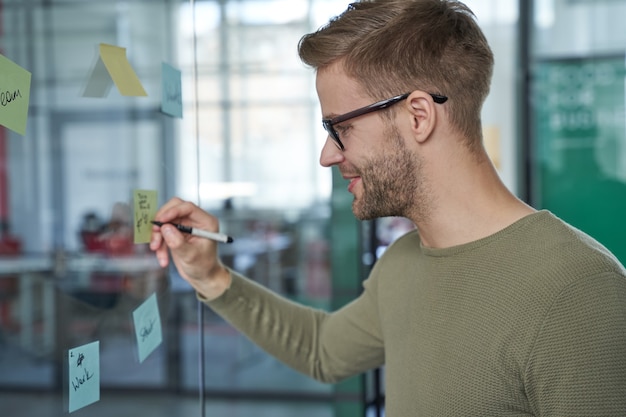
1 0 625 416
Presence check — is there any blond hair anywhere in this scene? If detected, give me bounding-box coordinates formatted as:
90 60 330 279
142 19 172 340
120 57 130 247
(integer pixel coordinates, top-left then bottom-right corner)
298 0 494 150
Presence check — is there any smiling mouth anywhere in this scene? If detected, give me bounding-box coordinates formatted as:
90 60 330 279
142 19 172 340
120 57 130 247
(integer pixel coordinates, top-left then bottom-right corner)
347 176 361 193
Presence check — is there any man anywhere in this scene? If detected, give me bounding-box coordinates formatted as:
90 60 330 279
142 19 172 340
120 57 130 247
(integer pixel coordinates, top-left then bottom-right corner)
151 1 626 415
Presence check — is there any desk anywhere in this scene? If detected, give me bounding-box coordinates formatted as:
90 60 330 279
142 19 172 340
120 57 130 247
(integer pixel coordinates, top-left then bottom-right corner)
0 253 164 357
65 254 161 275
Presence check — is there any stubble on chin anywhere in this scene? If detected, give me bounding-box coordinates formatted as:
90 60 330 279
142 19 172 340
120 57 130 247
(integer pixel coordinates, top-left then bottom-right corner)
351 130 432 222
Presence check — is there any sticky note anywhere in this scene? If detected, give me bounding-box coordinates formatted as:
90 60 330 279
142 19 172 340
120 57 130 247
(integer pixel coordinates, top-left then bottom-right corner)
83 43 147 97
132 292 163 363
0 54 31 135
161 62 183 118
133 189 157 244
82 56 113 98
68 341 100 413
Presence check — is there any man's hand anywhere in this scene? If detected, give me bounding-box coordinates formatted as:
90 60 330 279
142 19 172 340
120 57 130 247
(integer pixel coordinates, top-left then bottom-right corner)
150 197 231 300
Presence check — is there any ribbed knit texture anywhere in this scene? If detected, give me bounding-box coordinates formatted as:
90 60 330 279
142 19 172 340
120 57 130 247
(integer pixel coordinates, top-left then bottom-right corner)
207 211 626 416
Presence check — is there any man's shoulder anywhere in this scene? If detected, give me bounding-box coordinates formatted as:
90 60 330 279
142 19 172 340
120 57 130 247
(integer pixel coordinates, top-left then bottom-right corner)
533 211 625 274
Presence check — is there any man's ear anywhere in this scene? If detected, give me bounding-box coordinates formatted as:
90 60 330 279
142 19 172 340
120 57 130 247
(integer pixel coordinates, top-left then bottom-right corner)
406 91 437 144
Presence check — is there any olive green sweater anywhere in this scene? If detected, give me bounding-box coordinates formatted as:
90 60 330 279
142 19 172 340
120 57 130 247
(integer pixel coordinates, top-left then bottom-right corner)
206 211 626 416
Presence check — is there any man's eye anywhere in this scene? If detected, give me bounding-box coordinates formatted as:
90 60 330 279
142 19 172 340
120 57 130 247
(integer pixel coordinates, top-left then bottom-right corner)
335 124 351 137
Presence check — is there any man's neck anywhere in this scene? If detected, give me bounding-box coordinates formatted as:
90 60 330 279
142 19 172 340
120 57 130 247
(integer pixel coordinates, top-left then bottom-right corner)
411 155 535 249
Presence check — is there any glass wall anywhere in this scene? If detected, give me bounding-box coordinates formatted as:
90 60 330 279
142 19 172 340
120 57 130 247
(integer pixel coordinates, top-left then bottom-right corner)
0 0 346 416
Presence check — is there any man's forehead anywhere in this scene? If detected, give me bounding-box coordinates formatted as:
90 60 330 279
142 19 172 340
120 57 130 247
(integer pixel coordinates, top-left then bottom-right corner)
316 63 368 104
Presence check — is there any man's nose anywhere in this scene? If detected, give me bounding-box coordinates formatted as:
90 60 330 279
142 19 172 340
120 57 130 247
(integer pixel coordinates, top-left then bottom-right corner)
319 136 344 167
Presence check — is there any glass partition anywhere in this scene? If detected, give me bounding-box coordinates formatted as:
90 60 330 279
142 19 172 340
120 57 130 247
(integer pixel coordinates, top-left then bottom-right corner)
0 0 347 415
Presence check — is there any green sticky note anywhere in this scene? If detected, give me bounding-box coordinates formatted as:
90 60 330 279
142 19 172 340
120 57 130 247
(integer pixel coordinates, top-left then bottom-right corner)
99 43 147 97
0 54 31 135
68 341 100 413
133 292 163 363
133 189 157 244
161 62 183 118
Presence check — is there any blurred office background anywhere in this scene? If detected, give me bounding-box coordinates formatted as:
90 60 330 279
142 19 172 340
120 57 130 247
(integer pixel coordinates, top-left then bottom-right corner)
0 0 625 416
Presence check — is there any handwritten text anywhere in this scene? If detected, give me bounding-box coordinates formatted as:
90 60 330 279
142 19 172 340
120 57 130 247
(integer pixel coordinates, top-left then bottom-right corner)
71 367 94 392
1 88 22 106
140 317 156 342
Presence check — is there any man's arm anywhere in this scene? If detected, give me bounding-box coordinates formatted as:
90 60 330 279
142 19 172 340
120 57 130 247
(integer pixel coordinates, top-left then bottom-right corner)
150 198 384 382
204 270 385 383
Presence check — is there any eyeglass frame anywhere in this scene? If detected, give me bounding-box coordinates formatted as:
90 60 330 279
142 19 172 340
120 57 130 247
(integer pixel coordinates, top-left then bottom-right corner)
322 92 448 151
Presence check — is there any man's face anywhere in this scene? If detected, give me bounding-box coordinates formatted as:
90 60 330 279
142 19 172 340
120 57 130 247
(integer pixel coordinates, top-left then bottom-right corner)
316 64 430 221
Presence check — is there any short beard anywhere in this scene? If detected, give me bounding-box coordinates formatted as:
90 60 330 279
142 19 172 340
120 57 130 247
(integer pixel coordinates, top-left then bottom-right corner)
352 126 430 221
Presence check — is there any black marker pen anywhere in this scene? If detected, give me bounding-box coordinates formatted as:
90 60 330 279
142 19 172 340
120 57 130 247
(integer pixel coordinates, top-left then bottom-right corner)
152 221 234 244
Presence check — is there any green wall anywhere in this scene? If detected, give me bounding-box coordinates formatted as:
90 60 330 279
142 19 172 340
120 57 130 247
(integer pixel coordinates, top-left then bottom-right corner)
533 56 626 263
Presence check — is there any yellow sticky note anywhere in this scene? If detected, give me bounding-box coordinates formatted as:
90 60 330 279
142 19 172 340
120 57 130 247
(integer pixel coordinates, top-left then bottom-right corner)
133 189 157 244
99 43 147 97
0 54 31 135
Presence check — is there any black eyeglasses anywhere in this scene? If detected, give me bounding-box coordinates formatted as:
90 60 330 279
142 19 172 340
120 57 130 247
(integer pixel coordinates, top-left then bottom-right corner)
322 92 448 151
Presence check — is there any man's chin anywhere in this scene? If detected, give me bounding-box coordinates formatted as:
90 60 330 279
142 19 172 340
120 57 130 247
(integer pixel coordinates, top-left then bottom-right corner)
352 199 404 221
351 201 377 221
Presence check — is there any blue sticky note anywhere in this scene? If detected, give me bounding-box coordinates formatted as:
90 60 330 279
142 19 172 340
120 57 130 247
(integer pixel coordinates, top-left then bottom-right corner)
133 292 163 363
68 341 100 413
161 62 183 118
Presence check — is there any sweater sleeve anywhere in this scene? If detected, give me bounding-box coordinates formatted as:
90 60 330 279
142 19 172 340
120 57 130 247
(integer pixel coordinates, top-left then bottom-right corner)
524 272 626 416
201 270 385 383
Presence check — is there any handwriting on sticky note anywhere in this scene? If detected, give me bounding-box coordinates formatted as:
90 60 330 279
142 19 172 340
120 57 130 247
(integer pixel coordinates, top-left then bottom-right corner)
161 62 183 118
0 54 32 135
133 189 157 244
140 317 156 341
1 89 22 105
68 341 100 413
133 293 163 363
